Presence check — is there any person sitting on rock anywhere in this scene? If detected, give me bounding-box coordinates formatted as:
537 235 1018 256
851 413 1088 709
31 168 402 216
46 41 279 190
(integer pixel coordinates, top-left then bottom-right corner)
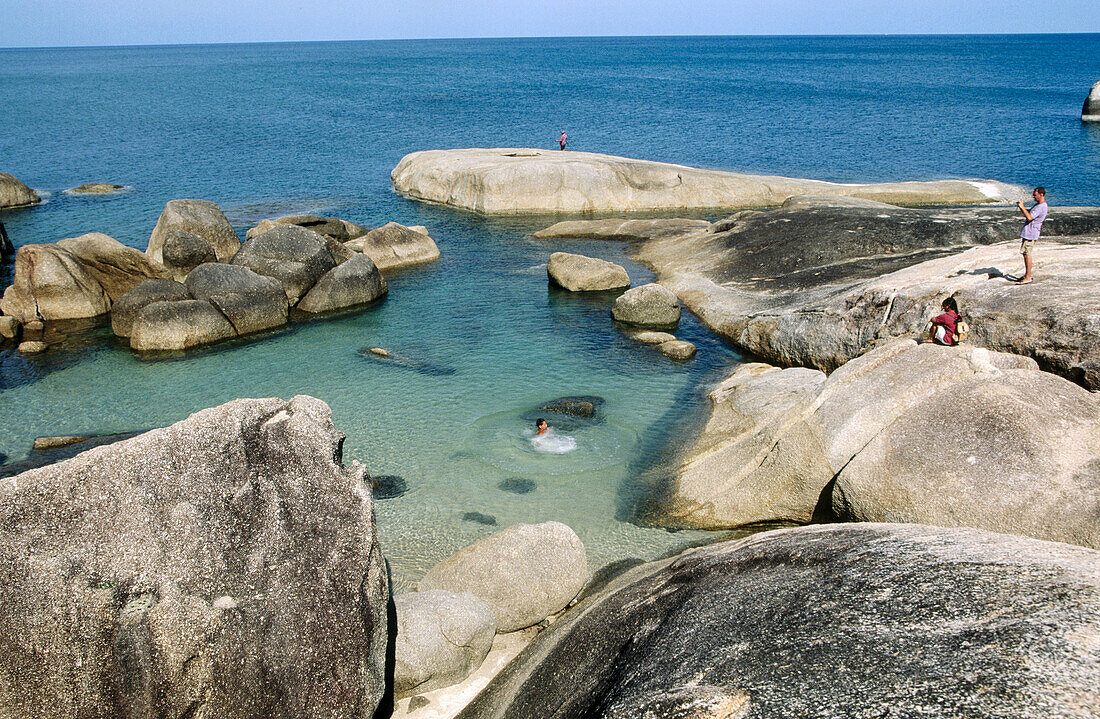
921 297 962 346
536 418 549 435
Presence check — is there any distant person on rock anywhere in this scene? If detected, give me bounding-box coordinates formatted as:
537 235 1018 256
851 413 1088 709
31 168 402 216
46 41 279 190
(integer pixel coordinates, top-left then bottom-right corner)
921 297 963 346
559 130 568 151
1013 187 1047 284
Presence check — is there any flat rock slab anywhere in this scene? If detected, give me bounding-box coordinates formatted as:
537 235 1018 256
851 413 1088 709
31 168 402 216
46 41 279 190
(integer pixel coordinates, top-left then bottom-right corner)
392 149 1024 214
66 183 126 194
456 523 1100 719
533 218 710 241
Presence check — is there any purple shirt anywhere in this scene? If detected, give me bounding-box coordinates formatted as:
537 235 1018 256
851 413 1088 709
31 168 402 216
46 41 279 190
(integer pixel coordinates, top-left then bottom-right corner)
1021 201 1048 241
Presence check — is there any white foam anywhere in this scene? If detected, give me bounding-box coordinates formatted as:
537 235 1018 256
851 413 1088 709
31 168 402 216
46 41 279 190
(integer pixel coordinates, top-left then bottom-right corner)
529 431 577 454
967 181 1005 200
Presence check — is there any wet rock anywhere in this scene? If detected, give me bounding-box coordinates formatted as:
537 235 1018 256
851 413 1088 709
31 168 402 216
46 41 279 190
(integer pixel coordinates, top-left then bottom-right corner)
370 474 408 500
1 243 110 322
537 395 604 419
611 283 680 329
546 252 629 292
231 224 338 305
455 524 1100 719
184 262 288 337
0 395 389 718
246 214 368 243
17 340 47 354
0 172 40 209
497 478 536 494
395 590 496 699
129 299 236 351
624 329 676 344
160 230 216 281
147 199 240 263
297 254 388 314
0 316 20 341
56 232 168 301
462 512 498 526
67 183 125 194
657 339 695 360
110 279 192 337
345 222 441 271
534 218 711 241
1083 80 1100 122
418 521 588 632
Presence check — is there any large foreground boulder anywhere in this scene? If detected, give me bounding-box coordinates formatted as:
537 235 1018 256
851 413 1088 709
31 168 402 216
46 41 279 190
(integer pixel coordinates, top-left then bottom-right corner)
185 262 289 336
456 524 1100 719
658 340 1100 550
611 283 680 328
345 222 441 271
418 522 588 632
392 149 1023 214
0 243 110 322
231 225 338 305
0 172 40 209
547 252 630 292
394 590 496 700
146 199 240 264
0 395 389 718
1084 80 1100 122
296 254 387 314
110 279 193 337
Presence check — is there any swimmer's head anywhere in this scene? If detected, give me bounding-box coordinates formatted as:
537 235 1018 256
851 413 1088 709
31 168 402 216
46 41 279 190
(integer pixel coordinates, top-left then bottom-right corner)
536 418 548 433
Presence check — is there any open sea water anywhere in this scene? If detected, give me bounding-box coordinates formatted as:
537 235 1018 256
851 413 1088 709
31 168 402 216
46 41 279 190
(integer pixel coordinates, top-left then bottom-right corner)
2 35 1099 589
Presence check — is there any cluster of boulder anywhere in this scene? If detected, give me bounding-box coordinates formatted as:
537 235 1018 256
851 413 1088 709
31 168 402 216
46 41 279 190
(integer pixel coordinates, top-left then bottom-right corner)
0 198 440 353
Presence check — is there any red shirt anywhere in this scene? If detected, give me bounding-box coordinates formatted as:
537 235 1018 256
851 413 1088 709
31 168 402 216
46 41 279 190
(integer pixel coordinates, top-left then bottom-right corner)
932 310 959 344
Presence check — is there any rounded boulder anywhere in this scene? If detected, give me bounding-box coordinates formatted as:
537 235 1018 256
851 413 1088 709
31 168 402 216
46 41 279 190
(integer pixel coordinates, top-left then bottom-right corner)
611 283 680 329
111 279 193 337
161 230 216 281
547 252 630 292
296 254 388 314
394 590 496 699
147 199 240 263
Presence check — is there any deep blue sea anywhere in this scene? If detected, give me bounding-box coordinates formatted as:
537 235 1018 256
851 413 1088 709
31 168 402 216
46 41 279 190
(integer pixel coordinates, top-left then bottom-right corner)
2 35 1098 588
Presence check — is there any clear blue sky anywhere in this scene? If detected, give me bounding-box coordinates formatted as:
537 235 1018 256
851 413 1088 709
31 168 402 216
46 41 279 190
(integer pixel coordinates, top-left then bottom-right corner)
3 0 1099 48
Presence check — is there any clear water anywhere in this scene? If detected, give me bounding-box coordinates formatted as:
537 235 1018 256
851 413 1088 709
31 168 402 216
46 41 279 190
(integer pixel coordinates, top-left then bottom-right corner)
2 35 1099 589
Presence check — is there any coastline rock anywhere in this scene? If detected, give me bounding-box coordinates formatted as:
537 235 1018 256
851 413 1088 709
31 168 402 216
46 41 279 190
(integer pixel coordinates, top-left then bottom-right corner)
231 225 337 305
418 522 588 633
0 223 12 260
160 230 216 281
659 340 1100 550
246 214 368 243
0 315 20 340
0 243 110 322
0 395 389 718
546 252 630 292
394 591 496 699
534 218 710 241
297 254 388 314
67 183 125 194
1083 80 1100 122
110 279 192 337
129 299 236 351
184 263 288 336
656 339 695 360
55 232 168 300
0 172 40 209
345 222 441 272
17 340 47 354
391 149 1024 214
611 283 680 329
625 329 676 344
147 199 240 264
455 524 1100 719
1 431 147 479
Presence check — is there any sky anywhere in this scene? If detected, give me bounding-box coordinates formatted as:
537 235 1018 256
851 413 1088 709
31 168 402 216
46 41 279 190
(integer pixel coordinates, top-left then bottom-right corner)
2 0 1099 48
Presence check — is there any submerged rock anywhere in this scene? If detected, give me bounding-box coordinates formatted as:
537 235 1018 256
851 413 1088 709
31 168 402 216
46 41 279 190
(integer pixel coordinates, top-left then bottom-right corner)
497 478 536 494
0 172 40 209
67 183 125 194
546 252 630 292
418 522 588 633
0 430 146 479
1084 80 1100 122
611 283 680 329
345 221 441 272
369 474 408 499
0 395 389 718
357 346 457 376
462 512 498 526
392 149 1023 214
147 199 240 264
455 524 1100 719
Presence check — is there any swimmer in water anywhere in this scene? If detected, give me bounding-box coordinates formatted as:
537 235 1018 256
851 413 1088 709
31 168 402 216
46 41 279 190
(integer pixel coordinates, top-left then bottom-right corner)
535 418 549 435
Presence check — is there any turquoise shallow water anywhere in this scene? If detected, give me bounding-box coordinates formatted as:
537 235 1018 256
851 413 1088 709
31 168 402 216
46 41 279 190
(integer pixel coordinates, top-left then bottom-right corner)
3 35 1099 588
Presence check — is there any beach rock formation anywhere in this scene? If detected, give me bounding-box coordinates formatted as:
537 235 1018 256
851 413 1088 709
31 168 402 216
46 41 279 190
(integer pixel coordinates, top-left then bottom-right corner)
656 339 696 360
55 233 167 301
160 230 216 281
418 522 588 633
0 315 20 341
146 199 240 264
231 224 338 305
297 254 388 314
546 252 630 291
67 183 125 194
533 217 710 241
1083 80 1100 122
129 299 237 351
456 523 1100 719
110 279 192 337
0 172 40 209
391 149 1024 214
184 262 289 336
0 395 389 719
246 214 368 243
394 590 496 700
659 340 1100 550
345 222 441 271
1 243 111 321
611 283 680 329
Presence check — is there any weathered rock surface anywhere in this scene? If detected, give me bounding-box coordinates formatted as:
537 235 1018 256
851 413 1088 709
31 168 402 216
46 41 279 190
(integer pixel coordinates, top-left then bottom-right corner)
657 339 695 360
231 225 337 305
129 299 236 351
610 283 680 329
0 172 40 209
1084 80 1100 122
297 254 388 314
392 149 1024 214
533 217 710 241
67 183 125 194
160 230 216 281
418 522 588 633
1 243 110 322
658 340 1100 550
395 591 496 700
146 199 240 264
110 279 193 337
184 263 288 336
624 329 676 344
17 340 47 354
629 197 1100 388
246 214 368 243
56 233 167 301
0 315 20 340
0 395 389 719
345 222 441 272
546 252 629 292
456 524 1100 719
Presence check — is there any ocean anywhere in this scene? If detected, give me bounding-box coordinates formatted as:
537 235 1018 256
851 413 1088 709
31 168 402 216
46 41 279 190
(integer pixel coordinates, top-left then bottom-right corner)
2 35 1098 588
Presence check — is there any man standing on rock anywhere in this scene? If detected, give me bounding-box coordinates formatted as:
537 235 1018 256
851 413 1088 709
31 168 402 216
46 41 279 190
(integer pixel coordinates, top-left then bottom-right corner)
1014 187 1047 284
